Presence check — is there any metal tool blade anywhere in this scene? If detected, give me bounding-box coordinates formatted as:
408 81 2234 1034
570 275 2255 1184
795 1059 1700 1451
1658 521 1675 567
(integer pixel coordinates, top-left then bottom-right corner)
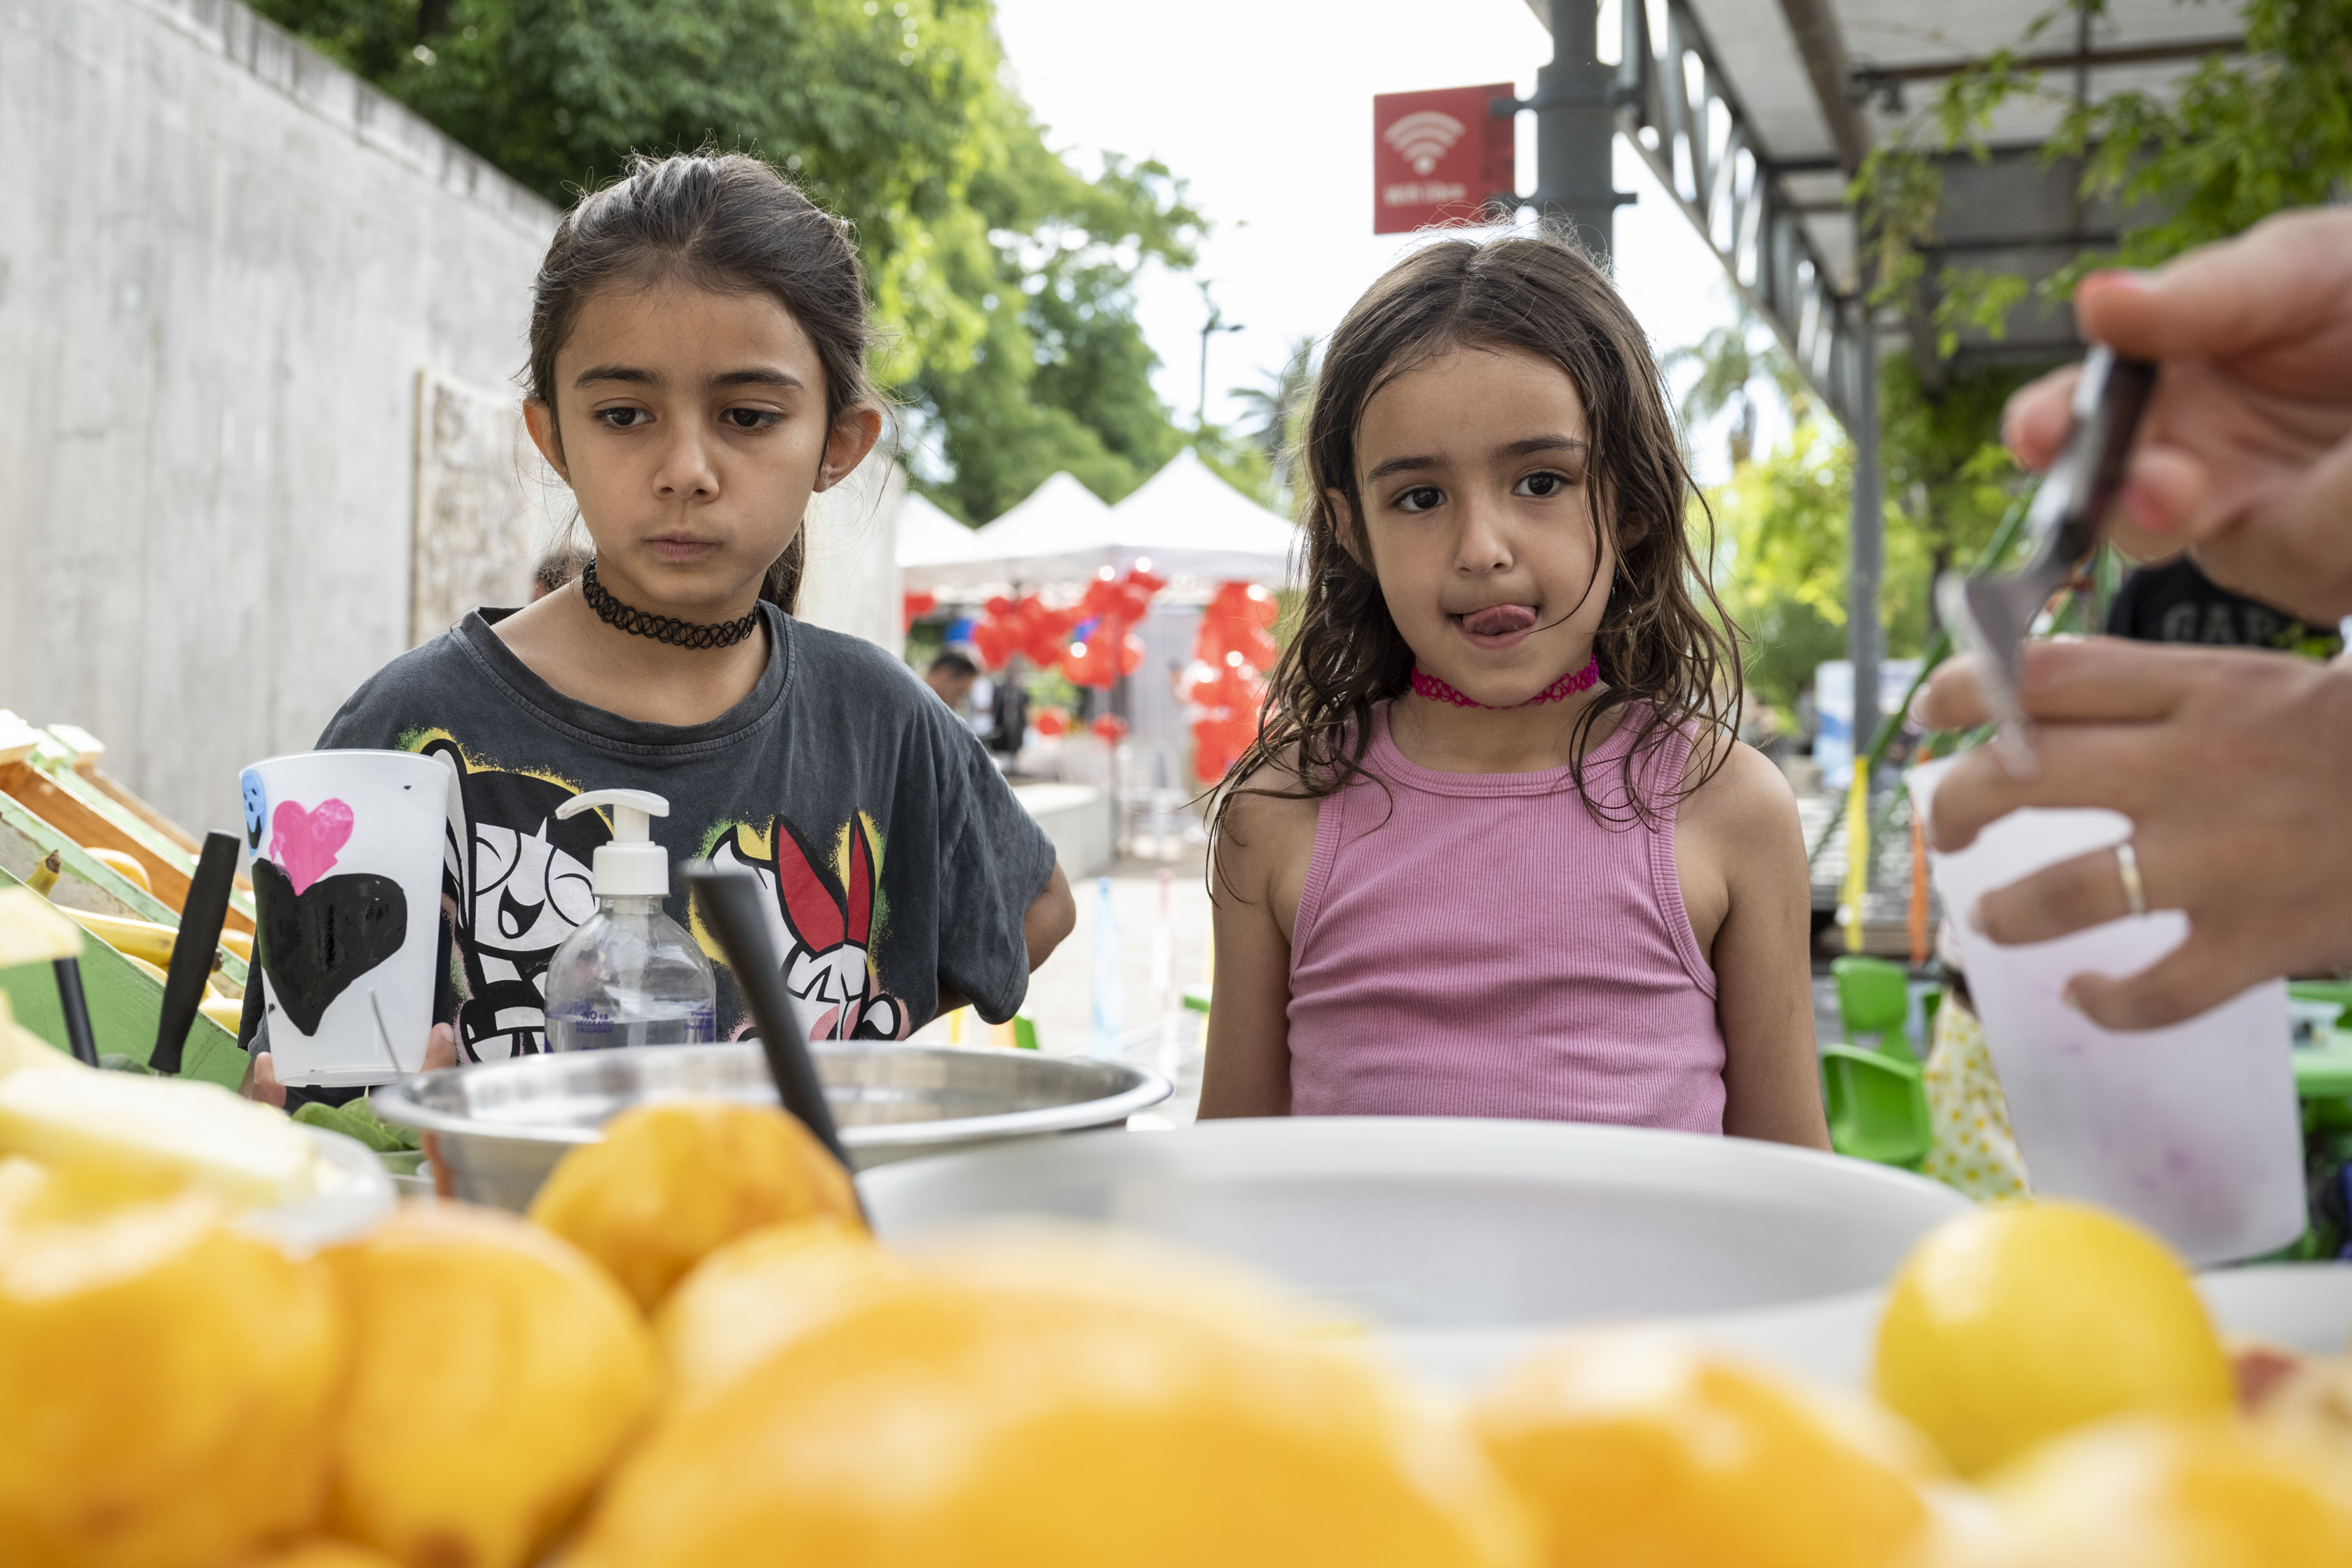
1937 345 2157 773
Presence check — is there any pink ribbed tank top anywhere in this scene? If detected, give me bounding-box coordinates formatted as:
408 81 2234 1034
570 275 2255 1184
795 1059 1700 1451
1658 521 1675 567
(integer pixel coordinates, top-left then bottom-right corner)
1286 703 1726 1131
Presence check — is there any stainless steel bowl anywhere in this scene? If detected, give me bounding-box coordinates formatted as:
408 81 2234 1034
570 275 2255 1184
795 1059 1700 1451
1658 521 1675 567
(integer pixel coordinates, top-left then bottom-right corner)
371 1041 1171 1211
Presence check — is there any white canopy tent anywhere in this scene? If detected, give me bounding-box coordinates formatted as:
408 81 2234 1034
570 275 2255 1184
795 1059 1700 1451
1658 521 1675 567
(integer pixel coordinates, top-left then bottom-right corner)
901 452 1298 591
893 488 989 575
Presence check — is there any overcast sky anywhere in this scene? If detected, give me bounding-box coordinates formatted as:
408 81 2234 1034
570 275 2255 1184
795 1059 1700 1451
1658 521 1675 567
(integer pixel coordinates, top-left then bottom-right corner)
989 0 1762 482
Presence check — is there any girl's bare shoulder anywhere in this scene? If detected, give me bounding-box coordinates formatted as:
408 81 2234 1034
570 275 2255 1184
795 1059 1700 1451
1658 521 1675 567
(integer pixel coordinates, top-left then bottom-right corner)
1677 731 1802 844
1210 745 1326 901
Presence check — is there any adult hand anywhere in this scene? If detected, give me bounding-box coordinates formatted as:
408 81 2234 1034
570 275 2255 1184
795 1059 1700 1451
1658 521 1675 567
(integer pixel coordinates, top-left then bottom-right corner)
241 1022 459 1106
2004 208 2352 622
1917 637 2352 1030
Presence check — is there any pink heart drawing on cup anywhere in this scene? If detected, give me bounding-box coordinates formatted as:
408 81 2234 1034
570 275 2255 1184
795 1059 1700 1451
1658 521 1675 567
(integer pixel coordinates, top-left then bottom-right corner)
272 797 355 896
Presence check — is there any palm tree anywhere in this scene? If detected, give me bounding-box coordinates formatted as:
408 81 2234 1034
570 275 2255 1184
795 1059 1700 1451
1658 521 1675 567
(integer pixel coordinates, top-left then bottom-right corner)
1229 335 1319 486
1661 307 1807 470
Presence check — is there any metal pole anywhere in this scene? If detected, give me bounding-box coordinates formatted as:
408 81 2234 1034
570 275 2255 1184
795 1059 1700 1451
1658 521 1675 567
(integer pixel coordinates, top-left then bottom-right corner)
1847 309 1883 789
1534 0 1632 260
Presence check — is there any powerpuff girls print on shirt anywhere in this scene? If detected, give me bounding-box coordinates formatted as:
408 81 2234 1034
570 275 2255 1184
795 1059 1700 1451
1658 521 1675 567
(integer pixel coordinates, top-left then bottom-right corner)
307 604 1054 1062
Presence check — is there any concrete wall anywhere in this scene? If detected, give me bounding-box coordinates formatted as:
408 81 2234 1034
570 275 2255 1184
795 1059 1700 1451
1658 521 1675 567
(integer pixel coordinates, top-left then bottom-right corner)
0 0 559 838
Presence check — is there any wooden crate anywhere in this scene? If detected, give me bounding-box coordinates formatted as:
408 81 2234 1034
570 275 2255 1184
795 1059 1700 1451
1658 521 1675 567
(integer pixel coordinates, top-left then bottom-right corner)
0 862 246 1088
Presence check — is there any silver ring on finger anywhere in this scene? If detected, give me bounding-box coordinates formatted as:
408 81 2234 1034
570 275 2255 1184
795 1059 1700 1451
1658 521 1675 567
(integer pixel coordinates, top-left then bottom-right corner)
2114 839 2147 919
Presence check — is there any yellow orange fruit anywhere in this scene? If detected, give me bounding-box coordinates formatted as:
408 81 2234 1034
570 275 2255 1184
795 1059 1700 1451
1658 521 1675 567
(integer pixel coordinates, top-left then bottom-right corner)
318 1203 659 1568
1875 1203 2231 1476
569 1233 1531 1568
528 1098 862 1311
240 1541 404 1568
0 1160 343 1568
1471 1330 1937 1568
1924 1417 2352 1568
654 1214 907 1407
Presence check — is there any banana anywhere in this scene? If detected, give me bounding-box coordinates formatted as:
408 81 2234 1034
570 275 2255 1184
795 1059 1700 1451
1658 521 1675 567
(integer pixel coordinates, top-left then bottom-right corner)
63 910 178 968
217 929 252 964
198 997 245 1034
60 909 241 988
25 851 60 897
121 954 222 1000
85 848 152 895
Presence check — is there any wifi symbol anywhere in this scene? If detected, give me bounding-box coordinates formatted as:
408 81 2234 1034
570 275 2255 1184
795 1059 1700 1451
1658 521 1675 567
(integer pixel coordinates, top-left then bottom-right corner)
1384 111 1467 176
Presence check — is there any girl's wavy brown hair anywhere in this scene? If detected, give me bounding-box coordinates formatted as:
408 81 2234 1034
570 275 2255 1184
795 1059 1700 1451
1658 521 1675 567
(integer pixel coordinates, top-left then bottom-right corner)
1214 232 1741 848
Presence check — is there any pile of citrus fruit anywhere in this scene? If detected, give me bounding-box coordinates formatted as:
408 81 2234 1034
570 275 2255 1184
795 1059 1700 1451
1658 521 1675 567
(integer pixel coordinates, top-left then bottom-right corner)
2 1016 2350 1567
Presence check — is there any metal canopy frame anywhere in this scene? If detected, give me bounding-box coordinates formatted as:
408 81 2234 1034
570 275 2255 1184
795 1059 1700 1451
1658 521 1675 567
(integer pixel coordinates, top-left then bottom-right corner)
1612 0 1869 427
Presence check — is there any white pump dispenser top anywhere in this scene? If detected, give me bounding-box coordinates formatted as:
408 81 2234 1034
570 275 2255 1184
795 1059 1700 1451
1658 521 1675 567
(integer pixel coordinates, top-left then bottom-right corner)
556 789 673 898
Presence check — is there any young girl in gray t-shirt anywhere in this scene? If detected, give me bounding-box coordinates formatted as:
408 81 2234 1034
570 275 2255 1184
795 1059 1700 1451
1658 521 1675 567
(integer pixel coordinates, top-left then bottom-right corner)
255 152 1071 1091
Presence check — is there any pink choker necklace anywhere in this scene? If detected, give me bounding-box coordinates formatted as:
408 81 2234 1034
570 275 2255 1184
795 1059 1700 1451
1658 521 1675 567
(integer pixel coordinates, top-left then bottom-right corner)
1410 657 1600 710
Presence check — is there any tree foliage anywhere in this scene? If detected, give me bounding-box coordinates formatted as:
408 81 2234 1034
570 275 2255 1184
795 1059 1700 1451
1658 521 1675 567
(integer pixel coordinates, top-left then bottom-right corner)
1733 0 2350 714
252 0 1209 523
1710 422 1853 727
1879 355 2029 635
1226 334 1318 509
1856 0 2352 349
1705 354 2016 724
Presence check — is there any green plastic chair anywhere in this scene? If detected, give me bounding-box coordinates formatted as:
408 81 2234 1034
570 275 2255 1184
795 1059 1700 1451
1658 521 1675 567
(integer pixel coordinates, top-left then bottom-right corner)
1832 956 1913 1054
1821 956 1933 1167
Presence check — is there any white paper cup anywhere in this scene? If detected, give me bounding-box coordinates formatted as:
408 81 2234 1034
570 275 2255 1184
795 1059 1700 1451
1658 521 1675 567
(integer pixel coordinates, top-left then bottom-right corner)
1911 757 2305 1264
241 750 448 1088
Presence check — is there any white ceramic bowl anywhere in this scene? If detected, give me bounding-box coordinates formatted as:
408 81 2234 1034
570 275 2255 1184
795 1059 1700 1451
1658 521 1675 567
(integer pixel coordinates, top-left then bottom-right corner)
860 1116 1972 1333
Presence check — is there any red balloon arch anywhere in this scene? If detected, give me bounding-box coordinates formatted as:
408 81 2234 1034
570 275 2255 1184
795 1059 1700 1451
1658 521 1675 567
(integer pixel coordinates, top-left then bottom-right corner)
956 573 1277 787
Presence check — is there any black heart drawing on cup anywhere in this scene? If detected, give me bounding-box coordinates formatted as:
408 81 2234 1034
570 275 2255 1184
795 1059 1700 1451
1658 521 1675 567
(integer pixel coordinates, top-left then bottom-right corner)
252 859 409 1037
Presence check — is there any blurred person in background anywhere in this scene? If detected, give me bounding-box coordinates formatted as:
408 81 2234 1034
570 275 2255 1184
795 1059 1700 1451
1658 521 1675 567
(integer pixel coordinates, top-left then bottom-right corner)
923 650 980 713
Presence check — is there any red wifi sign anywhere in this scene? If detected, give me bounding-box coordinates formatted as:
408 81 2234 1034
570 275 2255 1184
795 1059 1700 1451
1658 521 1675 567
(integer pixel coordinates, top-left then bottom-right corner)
1373 84 1516 234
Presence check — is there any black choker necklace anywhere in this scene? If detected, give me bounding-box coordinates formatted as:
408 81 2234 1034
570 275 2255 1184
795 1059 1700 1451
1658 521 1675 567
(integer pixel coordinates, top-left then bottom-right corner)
579 558 762 650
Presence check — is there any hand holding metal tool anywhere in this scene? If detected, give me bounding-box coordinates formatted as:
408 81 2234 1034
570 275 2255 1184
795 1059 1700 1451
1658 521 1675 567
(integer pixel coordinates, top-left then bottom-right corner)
1937 344 2158 775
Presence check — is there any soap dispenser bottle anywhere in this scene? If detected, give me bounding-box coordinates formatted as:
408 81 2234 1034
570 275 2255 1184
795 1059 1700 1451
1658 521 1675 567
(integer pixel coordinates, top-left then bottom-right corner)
541 789 718 1051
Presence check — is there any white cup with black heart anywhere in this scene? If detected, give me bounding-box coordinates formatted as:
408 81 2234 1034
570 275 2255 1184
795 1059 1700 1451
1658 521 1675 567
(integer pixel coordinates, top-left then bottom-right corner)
239 750 450 1087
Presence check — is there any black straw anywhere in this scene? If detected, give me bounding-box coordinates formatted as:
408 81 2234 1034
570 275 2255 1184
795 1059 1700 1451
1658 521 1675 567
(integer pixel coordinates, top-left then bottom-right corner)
685 865 855 1171
151 832 241 1076
52 958 99 1067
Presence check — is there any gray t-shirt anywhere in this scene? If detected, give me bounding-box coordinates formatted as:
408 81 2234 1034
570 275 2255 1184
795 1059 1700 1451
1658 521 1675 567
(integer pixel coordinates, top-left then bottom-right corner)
314 604 1054 1064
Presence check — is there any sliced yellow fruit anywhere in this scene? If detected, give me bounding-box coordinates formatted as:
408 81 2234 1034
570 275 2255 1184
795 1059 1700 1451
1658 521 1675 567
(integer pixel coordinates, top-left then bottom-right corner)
569 1234 1531 1568
1929 1417 2352 1568
0 1160 343 1568
0 1067 324 1210
0 889 82 967
528 1098 865 1312
1473 1329 1938 1568
321 1205 660 1568
655 1216 906 1408
0 993 82 1079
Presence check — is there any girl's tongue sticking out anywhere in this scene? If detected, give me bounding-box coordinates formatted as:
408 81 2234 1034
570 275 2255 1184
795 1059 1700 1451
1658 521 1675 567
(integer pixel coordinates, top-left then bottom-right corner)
1461 604 1537 644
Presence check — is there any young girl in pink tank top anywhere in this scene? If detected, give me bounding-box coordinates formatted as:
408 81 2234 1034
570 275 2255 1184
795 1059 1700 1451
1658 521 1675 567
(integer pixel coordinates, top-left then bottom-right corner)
1200 235 1828 1148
